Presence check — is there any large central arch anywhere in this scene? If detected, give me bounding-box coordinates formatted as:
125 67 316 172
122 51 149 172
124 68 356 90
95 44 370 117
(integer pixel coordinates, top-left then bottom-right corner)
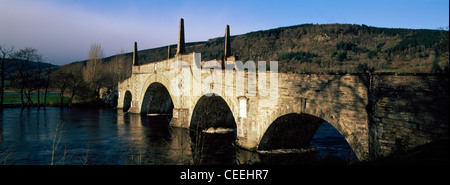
258 112 358 161
140 82 174 116
189 93 238 164
190 94 237 131
259 113 324 150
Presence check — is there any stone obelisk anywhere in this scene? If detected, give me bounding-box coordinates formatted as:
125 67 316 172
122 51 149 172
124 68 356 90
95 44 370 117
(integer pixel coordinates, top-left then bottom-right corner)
222 25 231 69
168 45 171 59
176 18 186 55
133 42 138 66
224 25 231 58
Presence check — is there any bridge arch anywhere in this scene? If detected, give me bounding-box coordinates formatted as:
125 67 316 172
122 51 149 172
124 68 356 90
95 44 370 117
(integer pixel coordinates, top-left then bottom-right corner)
140 82 174 117
261 105 363 160
139 73 180 108
189 93 237 132
188 93 239 164
123 90 132 112
259 113 324 150
259 112 359 163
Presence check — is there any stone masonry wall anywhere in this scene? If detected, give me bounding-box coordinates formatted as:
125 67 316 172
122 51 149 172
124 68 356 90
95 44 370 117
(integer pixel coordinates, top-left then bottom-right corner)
369 74 449 158
271 73 370 160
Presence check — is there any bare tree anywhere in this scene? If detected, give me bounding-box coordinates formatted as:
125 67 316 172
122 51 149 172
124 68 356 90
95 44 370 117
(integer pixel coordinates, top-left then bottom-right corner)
36 57 43 107
111 52 132 83
83 43 104 98
13 47 42 107
0 45 14 107
65 63 87 107
43 65 52 106
52 71 73 106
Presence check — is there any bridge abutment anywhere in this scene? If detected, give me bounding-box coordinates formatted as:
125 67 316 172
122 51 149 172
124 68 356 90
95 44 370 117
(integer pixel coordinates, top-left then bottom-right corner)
171 108 191 128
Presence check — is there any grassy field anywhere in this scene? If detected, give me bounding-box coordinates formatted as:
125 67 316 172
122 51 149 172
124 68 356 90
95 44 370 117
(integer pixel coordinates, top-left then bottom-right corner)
2 92 70 105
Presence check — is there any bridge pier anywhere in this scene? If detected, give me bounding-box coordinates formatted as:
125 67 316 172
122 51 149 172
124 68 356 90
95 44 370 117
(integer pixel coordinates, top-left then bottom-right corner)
171 108 190 128
127 100 141 114
235 119 260 151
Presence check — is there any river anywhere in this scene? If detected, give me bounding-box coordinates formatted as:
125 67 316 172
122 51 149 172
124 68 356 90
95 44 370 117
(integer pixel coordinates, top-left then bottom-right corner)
0 107 358 165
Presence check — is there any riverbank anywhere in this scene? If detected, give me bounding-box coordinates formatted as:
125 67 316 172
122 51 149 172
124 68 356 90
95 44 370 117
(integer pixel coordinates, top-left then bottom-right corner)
1 92 67 105
1 101 109 108
1 97 111 108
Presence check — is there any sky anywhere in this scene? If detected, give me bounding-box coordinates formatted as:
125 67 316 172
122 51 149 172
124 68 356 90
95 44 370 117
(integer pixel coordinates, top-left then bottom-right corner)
0 0 448 65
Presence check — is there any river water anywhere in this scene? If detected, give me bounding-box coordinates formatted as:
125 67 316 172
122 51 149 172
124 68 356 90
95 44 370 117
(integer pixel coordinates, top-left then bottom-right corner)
0 107 358 165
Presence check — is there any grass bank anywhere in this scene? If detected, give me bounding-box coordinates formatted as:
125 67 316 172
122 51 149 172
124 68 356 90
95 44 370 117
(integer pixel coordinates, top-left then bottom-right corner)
2 92 68 105
1 92 107 108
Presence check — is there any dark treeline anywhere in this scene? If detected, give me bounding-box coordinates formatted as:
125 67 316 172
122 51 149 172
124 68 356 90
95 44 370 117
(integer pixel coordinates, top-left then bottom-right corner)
0 46 59 107
0 44 132 108
64 24 449 75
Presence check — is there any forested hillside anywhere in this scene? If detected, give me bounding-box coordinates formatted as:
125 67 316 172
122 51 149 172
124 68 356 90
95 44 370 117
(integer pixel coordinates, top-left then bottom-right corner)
111 23 449 74
57 24 449 96
54 24 449 100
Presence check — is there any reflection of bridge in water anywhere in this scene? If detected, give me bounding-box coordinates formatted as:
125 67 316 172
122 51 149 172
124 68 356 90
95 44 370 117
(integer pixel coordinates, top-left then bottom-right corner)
117 18 449 161
116 110 262 165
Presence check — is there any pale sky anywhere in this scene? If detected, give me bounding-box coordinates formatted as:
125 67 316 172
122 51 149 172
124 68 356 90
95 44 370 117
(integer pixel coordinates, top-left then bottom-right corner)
1 0 448 65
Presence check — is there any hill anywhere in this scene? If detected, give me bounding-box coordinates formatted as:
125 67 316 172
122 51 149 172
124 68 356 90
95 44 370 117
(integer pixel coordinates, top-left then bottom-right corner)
13 23 445 106
4 59 58 75
109 24 449 74
60 23 449 79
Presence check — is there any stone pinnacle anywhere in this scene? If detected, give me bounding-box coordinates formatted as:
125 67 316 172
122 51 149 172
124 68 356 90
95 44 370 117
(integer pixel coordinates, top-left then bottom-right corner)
168 45 171 59
225 25 231 58
176 18 186 55
133 41 138 66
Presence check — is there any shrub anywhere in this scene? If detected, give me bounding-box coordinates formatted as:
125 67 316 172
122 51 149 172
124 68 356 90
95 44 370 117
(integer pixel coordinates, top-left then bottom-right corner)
367 50 377 59
356 63 369 73
337 51 347 61
336 41 357 51
277 51 318 63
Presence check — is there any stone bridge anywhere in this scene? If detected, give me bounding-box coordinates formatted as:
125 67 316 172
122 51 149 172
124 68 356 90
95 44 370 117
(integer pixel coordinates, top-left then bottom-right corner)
117 19 449 161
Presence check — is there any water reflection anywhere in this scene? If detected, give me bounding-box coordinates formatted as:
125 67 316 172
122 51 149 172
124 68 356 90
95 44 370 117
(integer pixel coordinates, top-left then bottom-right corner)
0 107 357 165
116 110 257 165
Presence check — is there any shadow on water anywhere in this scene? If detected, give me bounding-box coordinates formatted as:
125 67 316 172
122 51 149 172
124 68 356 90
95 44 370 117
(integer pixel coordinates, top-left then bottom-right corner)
189 130 238 165
136 113 254 165
139 115 172 144
258 122 359 165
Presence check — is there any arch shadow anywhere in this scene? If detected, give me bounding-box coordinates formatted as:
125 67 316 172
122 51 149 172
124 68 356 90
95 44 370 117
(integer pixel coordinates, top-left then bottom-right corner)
123 91 132 112
140 82 174 118
259 113 324 150
259 113 358 162
189 93 237 131
188 93 238 164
